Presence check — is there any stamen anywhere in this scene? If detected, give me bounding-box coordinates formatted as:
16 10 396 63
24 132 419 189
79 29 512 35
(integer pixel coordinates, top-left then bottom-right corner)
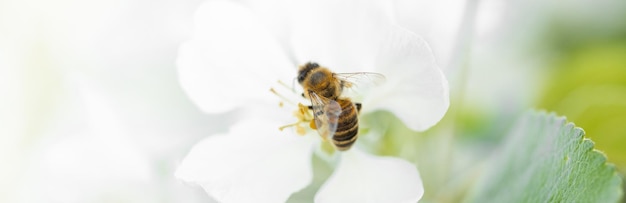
270 88 296 106
271 81 315 137
278 122 299 131
296 103 314 122
278 122 307 136
278 80 296 93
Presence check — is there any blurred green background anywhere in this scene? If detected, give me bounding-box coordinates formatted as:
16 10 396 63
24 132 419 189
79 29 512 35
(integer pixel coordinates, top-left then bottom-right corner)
537 25 626 173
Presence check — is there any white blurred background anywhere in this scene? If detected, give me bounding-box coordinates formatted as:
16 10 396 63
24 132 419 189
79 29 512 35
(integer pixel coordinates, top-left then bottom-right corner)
0 0 234 202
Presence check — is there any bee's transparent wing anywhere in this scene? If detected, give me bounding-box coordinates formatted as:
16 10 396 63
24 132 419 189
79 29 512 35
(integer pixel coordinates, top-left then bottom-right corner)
333 72 386 95
309 92 341 140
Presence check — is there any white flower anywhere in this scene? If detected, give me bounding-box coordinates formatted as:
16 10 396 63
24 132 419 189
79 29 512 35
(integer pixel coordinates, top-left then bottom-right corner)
175 0 449 202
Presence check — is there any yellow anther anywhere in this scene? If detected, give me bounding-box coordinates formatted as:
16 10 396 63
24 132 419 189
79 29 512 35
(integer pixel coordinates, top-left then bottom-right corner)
295 126 306 135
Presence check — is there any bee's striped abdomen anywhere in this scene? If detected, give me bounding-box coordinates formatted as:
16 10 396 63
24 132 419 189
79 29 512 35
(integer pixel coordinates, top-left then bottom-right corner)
332 99 359 151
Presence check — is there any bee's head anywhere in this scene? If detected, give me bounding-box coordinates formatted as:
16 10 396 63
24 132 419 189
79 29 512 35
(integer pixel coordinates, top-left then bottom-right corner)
297 62 319 84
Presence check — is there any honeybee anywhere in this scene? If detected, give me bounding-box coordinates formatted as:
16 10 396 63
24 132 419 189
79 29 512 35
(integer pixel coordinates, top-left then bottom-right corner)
297 62 384 151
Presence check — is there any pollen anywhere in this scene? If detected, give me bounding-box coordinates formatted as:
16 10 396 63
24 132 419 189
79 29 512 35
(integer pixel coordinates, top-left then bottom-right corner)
295 126 306 135
309 120 317 130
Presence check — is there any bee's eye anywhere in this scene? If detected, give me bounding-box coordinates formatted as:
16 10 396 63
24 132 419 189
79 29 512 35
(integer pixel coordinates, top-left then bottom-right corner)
298 62 319 83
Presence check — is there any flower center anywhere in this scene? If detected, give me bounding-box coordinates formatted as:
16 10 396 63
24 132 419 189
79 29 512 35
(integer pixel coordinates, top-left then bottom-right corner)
270 80 339 156
270 81 317 136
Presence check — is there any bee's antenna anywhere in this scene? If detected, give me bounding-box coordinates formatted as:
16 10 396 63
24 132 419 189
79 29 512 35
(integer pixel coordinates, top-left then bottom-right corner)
285 49 299 67
278 43 299 92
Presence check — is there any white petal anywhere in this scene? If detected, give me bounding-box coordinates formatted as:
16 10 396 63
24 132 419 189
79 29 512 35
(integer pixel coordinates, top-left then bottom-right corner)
176 119 315 203
177 0 294 114
236 0 293 53
289 0 395 72
393 0 467 70
363 26 450 131
315 148 423 203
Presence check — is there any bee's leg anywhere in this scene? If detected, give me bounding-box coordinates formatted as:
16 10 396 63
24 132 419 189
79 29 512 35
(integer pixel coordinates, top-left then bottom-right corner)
355 103 362 113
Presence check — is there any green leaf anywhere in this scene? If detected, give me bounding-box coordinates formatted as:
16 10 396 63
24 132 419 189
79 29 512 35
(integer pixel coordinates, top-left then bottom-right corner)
465 111 623 203
537 43 626 172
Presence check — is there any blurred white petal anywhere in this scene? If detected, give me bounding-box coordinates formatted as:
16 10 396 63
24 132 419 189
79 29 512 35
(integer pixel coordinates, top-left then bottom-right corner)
0 43 26 203
18 81 157 203
289 0 394 72
176 119 316 203
236 0 294 52
25 135 154 203
177 0 294 114
315 148 424 203
364 26 449 131
393 0 467 70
